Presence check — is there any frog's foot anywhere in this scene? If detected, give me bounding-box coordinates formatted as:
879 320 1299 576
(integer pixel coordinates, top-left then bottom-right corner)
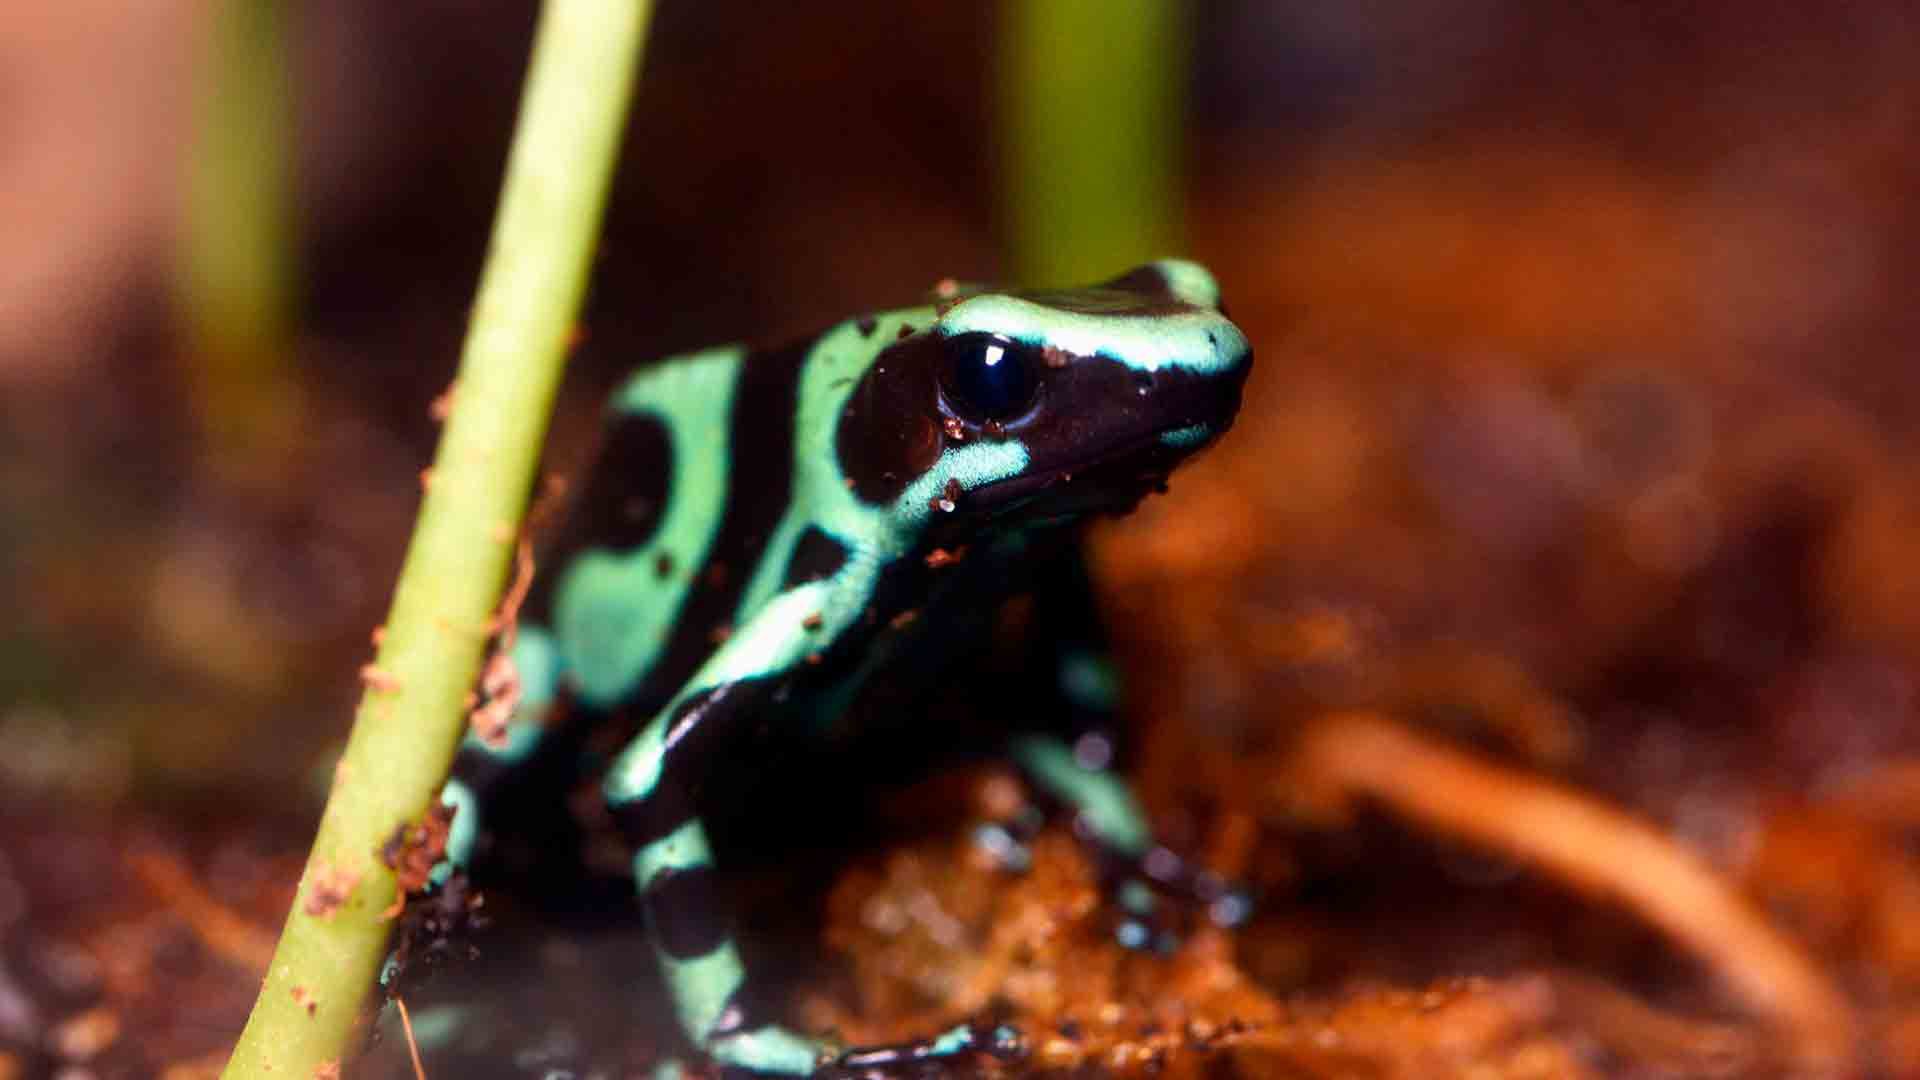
814 1021 1025 1079
971 803 1046 874
1039 828 1248 957
1092 834 1255 936
971 792 1253 952
700 1020 1022 1078
1000 734 1254 952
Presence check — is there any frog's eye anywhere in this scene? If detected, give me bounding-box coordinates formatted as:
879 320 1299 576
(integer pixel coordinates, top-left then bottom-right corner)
940 332 1040 424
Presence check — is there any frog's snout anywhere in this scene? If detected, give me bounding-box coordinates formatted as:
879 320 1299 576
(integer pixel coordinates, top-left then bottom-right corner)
1156 341 1253 442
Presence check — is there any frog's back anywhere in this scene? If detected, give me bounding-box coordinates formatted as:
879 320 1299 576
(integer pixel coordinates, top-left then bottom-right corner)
526 335 823 717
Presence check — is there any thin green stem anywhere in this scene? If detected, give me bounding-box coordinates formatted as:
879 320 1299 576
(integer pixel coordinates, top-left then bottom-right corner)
181 0 297 456
222 3 654 1075
997 0 1189 286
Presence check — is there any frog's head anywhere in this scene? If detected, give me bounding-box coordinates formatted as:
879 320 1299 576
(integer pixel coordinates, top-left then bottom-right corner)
835 259 1252 544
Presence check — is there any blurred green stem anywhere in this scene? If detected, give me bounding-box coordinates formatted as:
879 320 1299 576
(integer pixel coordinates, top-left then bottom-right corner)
998 0 1189 285
221 3 653 1076
182 0 297 455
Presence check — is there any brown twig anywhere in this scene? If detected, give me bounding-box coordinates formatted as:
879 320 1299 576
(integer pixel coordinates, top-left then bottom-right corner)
394 995 428 1080
489 535 538 646
1282 711 1859 1071
127 849 276 973
1548 970 1756 1072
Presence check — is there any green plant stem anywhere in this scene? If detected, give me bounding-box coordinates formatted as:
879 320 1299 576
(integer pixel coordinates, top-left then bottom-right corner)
997 0 1188 286
222 3 653 1075
182 0 297 457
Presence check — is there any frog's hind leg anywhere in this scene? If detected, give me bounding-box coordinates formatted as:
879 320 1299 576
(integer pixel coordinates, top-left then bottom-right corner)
380 628 570 1012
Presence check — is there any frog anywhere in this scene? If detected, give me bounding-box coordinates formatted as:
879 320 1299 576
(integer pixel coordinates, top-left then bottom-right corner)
433 259 1254 1076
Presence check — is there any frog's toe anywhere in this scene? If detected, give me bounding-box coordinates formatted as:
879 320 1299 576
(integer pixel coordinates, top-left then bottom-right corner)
978 772 1255 942
1108 843 1257 936
1107 875 1180 953
971 804 1045 873
1167 864 1256 931
1204 878 1256 929
815 1021 1025 1079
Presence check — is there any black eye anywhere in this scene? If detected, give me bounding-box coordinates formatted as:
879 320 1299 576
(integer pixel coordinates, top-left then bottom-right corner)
940 332 1040 424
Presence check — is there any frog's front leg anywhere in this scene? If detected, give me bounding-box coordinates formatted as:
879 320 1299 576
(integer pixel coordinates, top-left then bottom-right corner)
601 587 1021 1077
993 561 1251 943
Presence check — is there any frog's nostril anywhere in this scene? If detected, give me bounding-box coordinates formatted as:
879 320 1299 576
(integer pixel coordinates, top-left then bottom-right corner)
1225 342 1253 373
1205 329 1250 374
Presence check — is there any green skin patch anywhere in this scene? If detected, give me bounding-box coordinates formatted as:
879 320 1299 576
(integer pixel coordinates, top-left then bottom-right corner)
559 347 745 708
435 260 1252 1076
938 296 1246 378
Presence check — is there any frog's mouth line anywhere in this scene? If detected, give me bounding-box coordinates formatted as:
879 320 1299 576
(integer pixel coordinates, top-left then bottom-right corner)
962 364 1244 518
967 427 1196 517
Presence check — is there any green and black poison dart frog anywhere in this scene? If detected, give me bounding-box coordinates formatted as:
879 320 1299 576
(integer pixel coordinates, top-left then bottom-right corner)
435 260 1254 1076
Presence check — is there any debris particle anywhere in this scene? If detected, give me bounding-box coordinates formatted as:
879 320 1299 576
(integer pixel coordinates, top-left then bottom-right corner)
925 547 965 568
382 801 457 912
930 477 963 514
303 861 363 919
359 664 401 694
51 1007 119 1061
468 649 521 748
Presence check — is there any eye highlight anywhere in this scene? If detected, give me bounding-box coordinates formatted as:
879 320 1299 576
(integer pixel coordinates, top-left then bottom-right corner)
940 332 1040 425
